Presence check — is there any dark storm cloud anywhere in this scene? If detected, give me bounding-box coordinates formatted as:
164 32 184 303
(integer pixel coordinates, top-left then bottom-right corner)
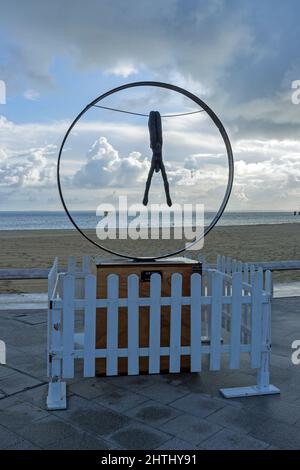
0 0 252 88
1 0 300 138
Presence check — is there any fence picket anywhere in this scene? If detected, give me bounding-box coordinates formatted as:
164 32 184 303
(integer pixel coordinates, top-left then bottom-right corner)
67 256 76 274
62 275 75 378
232 259 237 273
243 263 249 283
190 273 202 372
82 256 91 274
251 270 263 368
83 274 96 377
48 257 58 300
127 274 140 375
210 271 223 370
221 255 226 273
216 254 221 271
229 272 242 369
169 273 183 373
149 273 162 373
106 274 119 375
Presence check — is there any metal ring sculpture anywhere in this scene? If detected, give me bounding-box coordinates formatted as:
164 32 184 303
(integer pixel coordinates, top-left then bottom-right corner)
57 81 234 260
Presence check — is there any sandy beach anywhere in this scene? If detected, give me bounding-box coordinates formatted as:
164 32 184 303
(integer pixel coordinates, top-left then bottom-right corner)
0 223 299 293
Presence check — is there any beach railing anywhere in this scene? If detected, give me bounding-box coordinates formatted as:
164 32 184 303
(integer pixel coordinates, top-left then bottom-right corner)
46 255 280 410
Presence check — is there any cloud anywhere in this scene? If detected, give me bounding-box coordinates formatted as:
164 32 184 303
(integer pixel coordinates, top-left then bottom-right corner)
1 0 300 145
0 0 254 91
105 63 138 78
23 89 40 101
0 144 56 187
73 136 149 187
0 112 299 210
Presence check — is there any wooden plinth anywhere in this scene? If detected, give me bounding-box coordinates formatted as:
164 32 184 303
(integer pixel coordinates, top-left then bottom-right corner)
95 257 201 376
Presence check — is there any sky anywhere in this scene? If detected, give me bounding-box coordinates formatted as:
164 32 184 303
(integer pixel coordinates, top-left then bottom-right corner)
0 0 300 213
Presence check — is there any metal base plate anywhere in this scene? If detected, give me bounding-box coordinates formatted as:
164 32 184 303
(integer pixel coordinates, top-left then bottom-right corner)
47 381 67 410
220 384 280 398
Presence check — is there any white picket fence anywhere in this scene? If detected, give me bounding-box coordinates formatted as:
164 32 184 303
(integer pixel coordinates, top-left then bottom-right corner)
46 255 280 410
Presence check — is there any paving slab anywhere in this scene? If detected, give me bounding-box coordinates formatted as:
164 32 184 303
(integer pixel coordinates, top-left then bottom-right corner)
157 437 198 450
0 400 48 431
161 414 222 446
200 428 269 450
12 310 46 325
248 419 300 450
0 371 43 395
45 430 112 450
0 365 15 379
103 374 166 391
138 383 190 405
206 404 274 435
108 423 171 450
15 415 77 448
0 424 31 449
52 395 131 437
69 377 121 400
244 395 300 425
5 439 41 450
93 386 148 413
125 400 182 427
170 392 226 418
20 383 53 408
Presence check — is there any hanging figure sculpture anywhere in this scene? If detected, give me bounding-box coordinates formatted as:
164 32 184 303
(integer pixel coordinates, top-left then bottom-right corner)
142 111 172 207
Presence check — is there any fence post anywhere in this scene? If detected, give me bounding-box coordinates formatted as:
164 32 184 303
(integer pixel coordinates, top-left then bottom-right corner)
47 302 67 410
251 270 263 369
47 257 58 377
220 268 280 398
256 270 280 395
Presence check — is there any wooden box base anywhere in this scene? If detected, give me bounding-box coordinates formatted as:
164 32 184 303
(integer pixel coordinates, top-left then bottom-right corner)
95 257 201 376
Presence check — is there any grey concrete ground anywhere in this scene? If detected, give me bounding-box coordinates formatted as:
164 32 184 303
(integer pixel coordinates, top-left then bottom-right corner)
0 297 300 450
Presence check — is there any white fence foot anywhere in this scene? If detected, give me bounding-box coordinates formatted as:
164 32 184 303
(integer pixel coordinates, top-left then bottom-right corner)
220 384 280 398
46 381 67 410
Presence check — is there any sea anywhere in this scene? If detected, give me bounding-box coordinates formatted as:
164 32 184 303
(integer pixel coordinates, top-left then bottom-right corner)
0 211 299 230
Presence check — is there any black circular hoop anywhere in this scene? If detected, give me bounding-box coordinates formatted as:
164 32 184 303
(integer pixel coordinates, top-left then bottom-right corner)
57 81 234 260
